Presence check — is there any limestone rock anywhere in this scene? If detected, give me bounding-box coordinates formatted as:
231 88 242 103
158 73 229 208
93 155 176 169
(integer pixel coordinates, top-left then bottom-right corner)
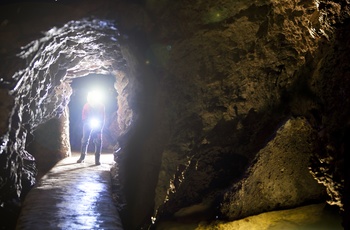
0 0 349 229
220 118 326 220
198 203 342 230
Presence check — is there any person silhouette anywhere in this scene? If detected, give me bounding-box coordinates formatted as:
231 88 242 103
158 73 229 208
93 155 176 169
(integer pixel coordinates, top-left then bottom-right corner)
77 91 105 165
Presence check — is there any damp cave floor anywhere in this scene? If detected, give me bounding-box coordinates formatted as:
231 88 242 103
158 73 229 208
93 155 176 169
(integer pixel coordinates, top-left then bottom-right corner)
16 152 123 230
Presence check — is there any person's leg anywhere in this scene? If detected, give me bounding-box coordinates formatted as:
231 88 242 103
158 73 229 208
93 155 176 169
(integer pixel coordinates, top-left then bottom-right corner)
93 131 102 165
77 124 91 163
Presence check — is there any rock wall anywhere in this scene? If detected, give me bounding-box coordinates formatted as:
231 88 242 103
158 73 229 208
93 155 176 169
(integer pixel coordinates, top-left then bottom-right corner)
129 0 349 228
0 0 349 229
0 3 134 228
26 105 72 178
220 118 325 220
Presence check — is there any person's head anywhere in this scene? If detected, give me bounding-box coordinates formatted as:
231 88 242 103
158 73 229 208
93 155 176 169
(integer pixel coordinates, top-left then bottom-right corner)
87 90 103 106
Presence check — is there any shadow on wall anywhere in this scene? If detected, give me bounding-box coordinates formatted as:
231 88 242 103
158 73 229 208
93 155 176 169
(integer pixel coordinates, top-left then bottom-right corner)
26 115 70 179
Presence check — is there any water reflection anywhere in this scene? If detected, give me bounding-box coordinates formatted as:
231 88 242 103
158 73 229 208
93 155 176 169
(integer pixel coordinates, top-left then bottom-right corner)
56 179 105 229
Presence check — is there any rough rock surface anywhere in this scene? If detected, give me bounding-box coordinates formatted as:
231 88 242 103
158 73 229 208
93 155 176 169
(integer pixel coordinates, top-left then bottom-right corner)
26 107 72 179
220 118 325 220
0 0 349 229
199 203 342 230
147 0 348 225
0 4 134 228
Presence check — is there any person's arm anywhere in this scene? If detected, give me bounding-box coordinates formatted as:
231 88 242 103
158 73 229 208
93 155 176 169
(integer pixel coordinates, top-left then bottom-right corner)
82 103 89 123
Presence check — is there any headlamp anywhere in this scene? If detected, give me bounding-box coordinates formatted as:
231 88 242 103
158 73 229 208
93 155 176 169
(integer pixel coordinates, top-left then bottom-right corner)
89 118 100 129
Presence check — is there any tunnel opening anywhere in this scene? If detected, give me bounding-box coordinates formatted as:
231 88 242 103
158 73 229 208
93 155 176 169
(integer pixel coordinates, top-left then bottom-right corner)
21 18 137 177
26 72 121 179
68 73 118 152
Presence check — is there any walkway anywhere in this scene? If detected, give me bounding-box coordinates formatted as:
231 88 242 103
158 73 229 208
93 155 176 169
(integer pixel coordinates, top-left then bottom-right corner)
16 152 124 230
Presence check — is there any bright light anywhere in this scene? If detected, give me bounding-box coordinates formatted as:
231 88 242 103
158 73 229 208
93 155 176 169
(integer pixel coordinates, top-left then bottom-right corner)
89 118 100 129
87 90 104 104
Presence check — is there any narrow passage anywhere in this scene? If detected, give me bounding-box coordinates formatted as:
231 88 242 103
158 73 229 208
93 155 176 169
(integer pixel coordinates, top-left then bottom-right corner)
16 152 123 230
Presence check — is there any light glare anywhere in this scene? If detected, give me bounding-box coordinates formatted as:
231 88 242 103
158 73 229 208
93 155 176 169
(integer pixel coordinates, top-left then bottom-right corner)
87 90 104 104
89 118 100 129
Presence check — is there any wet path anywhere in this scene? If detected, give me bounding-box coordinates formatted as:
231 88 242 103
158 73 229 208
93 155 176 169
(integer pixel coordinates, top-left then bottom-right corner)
16 153 123 230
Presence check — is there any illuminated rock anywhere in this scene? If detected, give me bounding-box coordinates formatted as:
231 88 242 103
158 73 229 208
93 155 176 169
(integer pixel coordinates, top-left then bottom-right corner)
0 0 349 229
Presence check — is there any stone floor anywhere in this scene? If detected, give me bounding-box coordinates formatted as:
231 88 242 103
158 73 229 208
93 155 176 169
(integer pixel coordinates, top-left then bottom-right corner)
15 151 343 230
16 152 124 230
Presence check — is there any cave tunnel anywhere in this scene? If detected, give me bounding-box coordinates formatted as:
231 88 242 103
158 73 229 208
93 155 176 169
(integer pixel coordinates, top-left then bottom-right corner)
0 16 154 229
1 0 349 230
27 72 120 179
14 18 136 175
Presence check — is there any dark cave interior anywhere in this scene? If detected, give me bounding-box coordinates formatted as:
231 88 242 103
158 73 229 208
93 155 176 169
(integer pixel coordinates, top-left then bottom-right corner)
0 0 349 229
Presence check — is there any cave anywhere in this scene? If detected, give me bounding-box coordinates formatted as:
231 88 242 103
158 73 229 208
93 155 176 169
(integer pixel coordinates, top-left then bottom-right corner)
0 0 349 229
